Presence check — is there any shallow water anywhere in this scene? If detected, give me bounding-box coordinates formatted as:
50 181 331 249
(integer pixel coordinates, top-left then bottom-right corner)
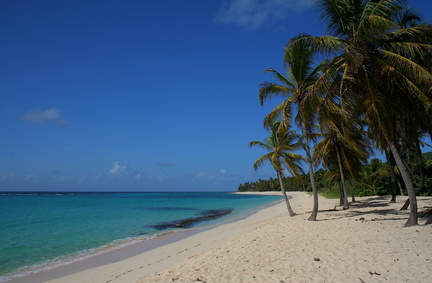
0 192 281 281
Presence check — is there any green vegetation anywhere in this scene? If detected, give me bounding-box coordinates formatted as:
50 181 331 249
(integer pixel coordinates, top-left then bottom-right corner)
318 188 341 200
247 0 432 226
239 154 432 198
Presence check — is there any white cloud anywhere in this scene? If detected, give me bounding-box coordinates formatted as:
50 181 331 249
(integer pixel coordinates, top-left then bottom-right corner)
134 173 142 180
157 174 166 181
20 108 69 126
220 169 227 174
195 171 207 178
60 175 73 182
215 0 312 28
147 174 167 181
25 174 39 181
109 161 127 176
1 172 17 182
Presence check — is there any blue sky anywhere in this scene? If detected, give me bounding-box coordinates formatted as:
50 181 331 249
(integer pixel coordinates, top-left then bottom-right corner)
1 0 431 192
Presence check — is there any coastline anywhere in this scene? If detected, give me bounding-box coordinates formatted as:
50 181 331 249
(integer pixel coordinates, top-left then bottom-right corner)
8 192 285 283
10 192 432 282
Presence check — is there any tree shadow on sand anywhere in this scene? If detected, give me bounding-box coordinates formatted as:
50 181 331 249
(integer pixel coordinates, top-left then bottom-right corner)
349 195 394 208
314 196 432 225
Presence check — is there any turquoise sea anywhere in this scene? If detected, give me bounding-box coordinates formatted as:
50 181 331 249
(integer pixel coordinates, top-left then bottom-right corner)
0 192 282 282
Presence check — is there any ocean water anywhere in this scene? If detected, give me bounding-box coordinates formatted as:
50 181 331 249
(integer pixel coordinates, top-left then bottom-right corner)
0 192 282 281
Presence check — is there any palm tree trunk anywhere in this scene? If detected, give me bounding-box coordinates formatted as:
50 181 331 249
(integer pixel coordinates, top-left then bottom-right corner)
302 126 318 221
416 140 425 194
386 149 398 203
277 171 296 216
336 147 349 209
400 197 410 210
400 139 425 210
349 180 355 203
398 179 405 196
388 140 418 226
306 157 319 220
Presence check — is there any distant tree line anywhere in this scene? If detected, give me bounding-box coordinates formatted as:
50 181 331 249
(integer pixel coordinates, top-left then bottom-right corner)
239 154 432 198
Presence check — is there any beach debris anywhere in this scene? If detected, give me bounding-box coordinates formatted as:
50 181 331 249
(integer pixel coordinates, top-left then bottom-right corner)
369 270 381 275
359 217 365 221
419 208 432 225
419 208 432 217
328 205 337 211
314 257 321 261
359 278 366 283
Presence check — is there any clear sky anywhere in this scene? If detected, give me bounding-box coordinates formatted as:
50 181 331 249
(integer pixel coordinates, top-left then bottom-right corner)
1 0 432 192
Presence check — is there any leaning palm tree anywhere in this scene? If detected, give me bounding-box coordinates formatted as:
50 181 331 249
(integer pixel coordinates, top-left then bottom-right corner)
249 121 304 216
259 40 327 221
290 0 432 226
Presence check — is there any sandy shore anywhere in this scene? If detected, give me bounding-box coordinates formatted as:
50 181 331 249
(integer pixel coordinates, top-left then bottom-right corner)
20 192 432 283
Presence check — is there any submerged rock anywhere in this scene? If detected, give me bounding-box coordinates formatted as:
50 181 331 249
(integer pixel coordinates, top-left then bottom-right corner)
150 208 234 230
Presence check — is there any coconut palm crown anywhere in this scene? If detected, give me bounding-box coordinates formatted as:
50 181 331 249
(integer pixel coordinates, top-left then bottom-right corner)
249 121 304 216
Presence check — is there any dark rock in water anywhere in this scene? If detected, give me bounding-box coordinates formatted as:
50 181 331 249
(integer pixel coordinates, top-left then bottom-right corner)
150 208 234 230
130 231 149 236
146 207 200 212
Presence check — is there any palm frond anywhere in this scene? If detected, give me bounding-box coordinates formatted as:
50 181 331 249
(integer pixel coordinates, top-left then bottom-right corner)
395 3 421 28
313 0 354 37
378 49 432 104
289 34 344 57
263 68 295 87
258 82 292 106
252 153 274 172
263 100 292 129
249 140 272 151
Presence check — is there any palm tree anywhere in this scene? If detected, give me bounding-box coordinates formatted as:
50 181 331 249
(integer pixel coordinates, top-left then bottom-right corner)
259 40 327 221
385 148 402 202
249 121 304 216
313 112 371 209
289 0 432 226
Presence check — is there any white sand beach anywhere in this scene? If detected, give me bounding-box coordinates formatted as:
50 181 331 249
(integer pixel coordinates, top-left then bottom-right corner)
23 192 432 283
